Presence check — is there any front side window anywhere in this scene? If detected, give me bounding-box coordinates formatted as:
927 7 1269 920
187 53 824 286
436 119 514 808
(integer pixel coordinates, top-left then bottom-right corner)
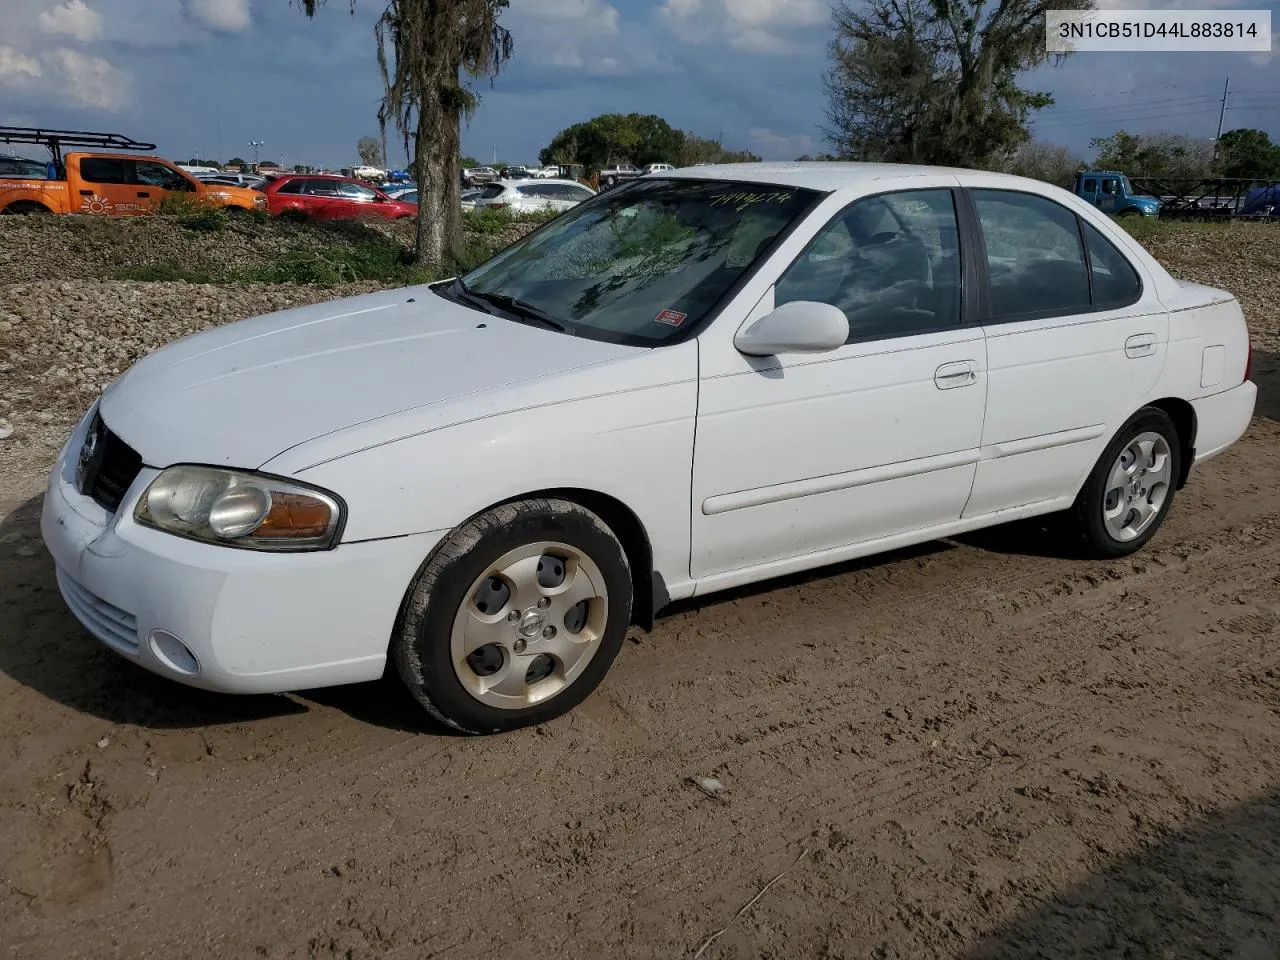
972 189 1091 319
459 178 819 345
134 161 195 192
304 179 342 197
339 181 377 201
274 178 304 195
1101 178 1119 196
775 189 962 341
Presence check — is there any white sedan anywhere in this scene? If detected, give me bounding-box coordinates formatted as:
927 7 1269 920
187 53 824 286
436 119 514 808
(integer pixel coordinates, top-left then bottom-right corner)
42 163 1256 734
467 178 596 214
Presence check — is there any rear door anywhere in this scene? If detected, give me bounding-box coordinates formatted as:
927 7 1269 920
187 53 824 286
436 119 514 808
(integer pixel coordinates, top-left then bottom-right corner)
301 179 347 219
959 182 1168 517
1078 176 1100 209
74 157 140 215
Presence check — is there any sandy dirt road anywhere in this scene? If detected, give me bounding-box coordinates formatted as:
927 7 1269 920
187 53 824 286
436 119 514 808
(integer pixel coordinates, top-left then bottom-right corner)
2 371 1279 959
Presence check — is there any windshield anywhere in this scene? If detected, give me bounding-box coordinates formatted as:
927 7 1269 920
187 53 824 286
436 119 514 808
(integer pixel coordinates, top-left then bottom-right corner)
1121 176 1135 195
458 178 820 345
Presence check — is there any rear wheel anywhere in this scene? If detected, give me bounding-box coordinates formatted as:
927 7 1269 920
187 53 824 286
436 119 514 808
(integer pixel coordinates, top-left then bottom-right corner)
1066 407 1181 558
1 201 51 215
392 498 633 734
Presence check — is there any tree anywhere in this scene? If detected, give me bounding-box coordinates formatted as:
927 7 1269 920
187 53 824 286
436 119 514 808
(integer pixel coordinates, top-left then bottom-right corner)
538 114 684 171
795 153 840 161
1091 130 1214 179
1001 139 1083 188
459 155 480 168
300 0 513 265
1215 128 1280 179
677 133 760 166
227 156 247 169
823 0 1089 167
357 135 384 167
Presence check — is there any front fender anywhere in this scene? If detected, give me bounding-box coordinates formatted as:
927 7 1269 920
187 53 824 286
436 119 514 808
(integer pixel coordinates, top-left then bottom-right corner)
278 345 699 592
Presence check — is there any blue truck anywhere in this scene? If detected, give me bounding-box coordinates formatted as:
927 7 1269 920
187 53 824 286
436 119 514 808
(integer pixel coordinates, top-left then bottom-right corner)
1072 170 1161 218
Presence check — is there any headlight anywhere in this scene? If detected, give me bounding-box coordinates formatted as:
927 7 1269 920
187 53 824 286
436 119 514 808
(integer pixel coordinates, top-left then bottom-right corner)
135 465 344 551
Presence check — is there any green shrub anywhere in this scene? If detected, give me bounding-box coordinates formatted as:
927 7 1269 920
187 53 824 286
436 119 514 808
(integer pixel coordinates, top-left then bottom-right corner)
110 263 218 283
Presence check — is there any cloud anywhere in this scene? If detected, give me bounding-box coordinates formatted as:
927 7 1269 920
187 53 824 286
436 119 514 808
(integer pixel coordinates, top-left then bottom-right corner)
184 0 251 33
658 0 826 51
0 46 44 83
44 47 133 109
38 0 104 41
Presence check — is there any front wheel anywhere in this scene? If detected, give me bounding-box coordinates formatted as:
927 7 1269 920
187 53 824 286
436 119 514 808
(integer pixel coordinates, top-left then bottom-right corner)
392 498 633 734
1066 407 1181 558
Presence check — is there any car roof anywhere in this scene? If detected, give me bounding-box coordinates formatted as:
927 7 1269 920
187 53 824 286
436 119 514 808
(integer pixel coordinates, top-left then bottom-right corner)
661 161 987 191
501 178 592 187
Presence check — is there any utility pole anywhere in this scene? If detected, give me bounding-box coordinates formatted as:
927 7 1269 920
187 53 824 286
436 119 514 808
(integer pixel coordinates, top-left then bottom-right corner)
1213 77 1230 161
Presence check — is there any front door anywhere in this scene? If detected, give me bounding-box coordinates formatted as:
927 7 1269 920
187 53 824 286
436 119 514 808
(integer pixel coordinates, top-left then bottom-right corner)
691 187 988 582
132 159 199 211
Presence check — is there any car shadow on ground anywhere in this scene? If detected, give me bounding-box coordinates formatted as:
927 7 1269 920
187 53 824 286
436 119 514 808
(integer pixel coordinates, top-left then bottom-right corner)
0 494 439 734
965 788 1280 959
1252 348 1279 422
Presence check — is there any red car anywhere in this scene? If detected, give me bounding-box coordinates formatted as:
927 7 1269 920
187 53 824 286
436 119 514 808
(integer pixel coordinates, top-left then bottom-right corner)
258 174 417 221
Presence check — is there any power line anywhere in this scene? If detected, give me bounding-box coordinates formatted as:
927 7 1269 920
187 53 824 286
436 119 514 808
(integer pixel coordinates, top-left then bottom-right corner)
1031 106 1221 128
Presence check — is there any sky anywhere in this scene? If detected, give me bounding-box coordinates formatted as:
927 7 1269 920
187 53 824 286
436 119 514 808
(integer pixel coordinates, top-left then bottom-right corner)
0 0 1276 170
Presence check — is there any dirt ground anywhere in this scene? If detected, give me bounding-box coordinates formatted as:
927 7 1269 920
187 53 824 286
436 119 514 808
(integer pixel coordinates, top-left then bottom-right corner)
3 234 1280 958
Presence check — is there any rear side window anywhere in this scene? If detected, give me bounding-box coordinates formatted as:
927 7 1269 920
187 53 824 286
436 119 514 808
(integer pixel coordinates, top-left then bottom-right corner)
972 190 1092 319
1082 178 1097 192
1082 220 1142 307
480 184 505 199
80 157 128 184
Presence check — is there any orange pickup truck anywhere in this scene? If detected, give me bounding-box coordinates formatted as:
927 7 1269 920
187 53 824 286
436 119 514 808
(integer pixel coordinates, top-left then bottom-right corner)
0 126 265 216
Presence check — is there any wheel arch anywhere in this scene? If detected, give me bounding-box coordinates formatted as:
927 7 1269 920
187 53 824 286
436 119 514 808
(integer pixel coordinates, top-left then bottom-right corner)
1147 397 1197 488
2 200 52 214
491 486 664 631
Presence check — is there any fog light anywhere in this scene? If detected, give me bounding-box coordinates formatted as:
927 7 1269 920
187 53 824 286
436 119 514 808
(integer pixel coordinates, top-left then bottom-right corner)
148 629 200 676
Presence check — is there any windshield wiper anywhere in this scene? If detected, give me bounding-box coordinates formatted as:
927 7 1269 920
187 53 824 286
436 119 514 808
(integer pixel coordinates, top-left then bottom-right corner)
466 290 568 333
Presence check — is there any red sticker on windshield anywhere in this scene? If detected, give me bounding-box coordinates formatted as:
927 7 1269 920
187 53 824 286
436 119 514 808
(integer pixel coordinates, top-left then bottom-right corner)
655 308 687 327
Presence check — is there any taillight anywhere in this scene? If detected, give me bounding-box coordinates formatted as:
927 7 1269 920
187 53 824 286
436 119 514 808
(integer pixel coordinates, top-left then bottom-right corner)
1244 339 1253 381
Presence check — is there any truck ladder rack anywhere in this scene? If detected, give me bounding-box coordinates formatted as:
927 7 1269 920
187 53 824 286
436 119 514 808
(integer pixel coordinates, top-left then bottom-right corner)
0 126 157 169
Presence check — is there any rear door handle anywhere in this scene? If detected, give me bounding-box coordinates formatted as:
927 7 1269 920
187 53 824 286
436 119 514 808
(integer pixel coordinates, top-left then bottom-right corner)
137 191 150 198
79 189 93 196
935 360 978 389
1125 333 1157 358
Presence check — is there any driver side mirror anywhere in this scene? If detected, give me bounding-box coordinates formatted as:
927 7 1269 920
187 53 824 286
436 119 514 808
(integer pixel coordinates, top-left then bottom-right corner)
734 300 849 357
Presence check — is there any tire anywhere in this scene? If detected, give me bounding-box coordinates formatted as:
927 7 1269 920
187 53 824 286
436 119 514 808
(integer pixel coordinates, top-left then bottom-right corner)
1 201 51 215
392 498 633 734
1066 406 1181 558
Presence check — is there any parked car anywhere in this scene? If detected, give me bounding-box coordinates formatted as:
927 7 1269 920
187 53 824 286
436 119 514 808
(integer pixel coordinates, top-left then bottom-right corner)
462 166 499 186
466 178 595 214
0 149 263 216
384 185 418 202
0 155 53 179
260 174 417 220
42 163 1255 735
642 163 675 175
598 163 641 188
460 187 485 210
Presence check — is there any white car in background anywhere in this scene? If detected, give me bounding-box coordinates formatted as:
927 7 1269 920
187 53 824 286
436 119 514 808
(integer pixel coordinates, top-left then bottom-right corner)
466 178 596 214
42 163 1255 735
643 163 675 175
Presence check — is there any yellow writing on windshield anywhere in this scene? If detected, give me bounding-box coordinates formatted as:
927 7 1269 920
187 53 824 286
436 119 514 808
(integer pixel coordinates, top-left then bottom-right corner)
709 191 794 212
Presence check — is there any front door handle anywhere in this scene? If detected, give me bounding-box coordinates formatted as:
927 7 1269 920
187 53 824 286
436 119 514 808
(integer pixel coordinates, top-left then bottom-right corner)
79 189 93 196
935 360 978 389
1125 333 1157 358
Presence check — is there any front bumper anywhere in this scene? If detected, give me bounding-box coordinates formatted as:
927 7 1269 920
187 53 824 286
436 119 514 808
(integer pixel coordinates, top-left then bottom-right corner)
40 411 444 694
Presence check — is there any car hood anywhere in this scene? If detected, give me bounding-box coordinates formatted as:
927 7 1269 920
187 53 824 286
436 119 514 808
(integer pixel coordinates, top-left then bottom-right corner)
99 286 639 470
